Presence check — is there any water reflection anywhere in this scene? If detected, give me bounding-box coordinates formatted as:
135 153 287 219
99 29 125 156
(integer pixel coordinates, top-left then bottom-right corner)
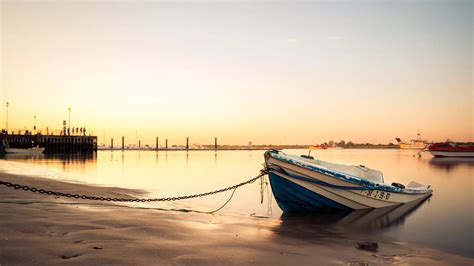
0 149 471 257
274 196 431 239
1 153 45 161
428 157 474 172
2 153 96 163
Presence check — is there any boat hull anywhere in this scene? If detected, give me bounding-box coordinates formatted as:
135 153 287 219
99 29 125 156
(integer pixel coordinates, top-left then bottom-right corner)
399 143 426 150
265 152 432 212
428 151 474 158
269 171 351 212
5 147 45 154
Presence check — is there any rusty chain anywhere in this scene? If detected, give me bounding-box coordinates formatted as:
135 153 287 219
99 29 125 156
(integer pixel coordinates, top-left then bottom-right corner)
0 169 268 203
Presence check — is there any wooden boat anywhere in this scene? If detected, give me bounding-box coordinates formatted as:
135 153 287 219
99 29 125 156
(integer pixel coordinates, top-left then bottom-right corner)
427 142 474 158
309 145 343 150
309 145 328 150
2 139 45 154
5 147 45 155
264 150 432 212
396 133 427 150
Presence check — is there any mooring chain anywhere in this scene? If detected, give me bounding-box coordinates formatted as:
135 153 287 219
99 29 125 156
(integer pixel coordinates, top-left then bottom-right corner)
0 169 268 203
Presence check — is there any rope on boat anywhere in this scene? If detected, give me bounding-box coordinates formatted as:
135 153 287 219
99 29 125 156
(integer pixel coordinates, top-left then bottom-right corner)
0 169 269 207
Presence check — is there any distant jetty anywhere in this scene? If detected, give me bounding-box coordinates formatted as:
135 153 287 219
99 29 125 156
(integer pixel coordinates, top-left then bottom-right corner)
1 133 97 154
98 144 309 151
0 132 401 155
97 143 400 151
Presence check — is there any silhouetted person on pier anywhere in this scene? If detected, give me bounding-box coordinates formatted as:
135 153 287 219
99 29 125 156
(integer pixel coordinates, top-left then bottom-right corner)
67 128 70 136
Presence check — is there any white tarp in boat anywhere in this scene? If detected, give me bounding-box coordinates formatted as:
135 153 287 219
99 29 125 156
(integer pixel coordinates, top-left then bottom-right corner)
286 154 384 183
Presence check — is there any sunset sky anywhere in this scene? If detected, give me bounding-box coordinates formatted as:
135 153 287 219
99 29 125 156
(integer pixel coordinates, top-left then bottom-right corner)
1 1 472 145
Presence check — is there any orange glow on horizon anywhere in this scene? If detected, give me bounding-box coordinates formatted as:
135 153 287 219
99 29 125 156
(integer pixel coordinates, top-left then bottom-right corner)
1 1 472 145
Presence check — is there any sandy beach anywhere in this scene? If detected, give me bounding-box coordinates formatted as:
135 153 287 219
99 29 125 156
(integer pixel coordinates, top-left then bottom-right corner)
0 171 471 265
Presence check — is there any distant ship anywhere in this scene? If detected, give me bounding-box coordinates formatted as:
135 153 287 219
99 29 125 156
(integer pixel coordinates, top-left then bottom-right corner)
396 133 427 150
308 144 343 150
2 139 44 155
427 142 474 158
5 147 45 154
309 145 328 150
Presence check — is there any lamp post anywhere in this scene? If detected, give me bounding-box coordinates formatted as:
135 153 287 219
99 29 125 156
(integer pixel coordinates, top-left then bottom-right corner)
5 102 9 133
68 107 71 130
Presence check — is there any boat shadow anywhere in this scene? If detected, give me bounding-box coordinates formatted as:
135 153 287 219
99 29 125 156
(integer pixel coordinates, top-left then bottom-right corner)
428 157 474 172
271 195 431 242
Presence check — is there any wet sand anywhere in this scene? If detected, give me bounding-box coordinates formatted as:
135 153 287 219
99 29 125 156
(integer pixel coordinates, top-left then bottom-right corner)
0 172 471 265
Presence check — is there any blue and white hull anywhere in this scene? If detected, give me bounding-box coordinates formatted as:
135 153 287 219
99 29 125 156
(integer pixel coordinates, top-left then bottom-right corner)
269 171 351 212
265 151 433 212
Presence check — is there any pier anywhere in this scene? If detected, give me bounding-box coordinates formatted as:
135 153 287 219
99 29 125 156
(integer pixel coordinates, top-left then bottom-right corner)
1 133 97 154
98 136 308 151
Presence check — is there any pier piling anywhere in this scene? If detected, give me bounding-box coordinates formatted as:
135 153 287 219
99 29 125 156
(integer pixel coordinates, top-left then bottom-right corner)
165 139 168 150
122 136 124 150
215 137 217 151
156 137 159 151
111 138 113 150
186 137 189 151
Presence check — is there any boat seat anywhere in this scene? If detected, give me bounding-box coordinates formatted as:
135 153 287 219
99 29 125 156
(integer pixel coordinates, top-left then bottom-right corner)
391 182 405 189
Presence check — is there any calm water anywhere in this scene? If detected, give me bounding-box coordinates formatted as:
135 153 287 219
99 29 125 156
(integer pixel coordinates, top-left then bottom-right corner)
0 149 472 257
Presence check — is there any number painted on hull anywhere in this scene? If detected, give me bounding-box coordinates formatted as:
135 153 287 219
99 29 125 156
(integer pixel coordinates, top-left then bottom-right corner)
360 190 391 201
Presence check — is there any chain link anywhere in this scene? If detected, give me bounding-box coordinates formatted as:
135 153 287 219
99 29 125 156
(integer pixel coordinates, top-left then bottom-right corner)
0 169 268 203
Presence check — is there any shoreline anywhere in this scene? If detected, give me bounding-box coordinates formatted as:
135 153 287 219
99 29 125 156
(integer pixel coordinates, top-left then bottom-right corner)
96 147 402 151
0 171 471 265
